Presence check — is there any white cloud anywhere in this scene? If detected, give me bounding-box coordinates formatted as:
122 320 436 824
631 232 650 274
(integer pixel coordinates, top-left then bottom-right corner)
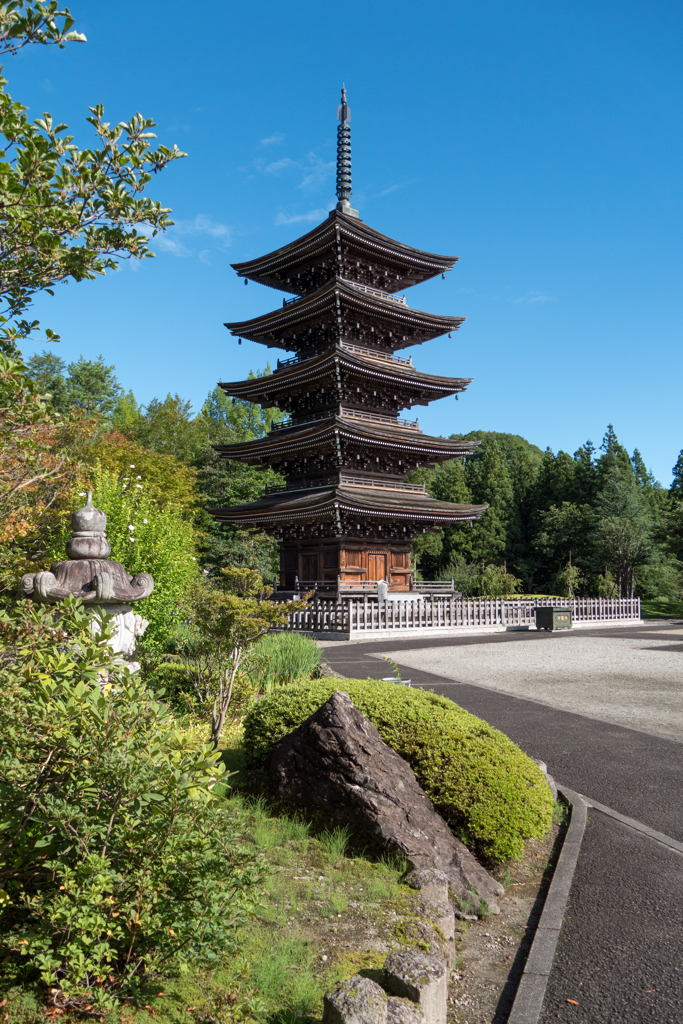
275 208 328 226
245 151 335 192
154 235 191 257
137 214 231 259
513 292 555 305
260 132 285 146
266 157 299 175
298 154 334 190
172 214 231 241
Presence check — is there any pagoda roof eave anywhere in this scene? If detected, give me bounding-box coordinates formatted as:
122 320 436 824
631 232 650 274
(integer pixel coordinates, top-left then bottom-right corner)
213 415 480 462
219 346 472 401
231 210 458 295
208 484 486 526
224 276 464 350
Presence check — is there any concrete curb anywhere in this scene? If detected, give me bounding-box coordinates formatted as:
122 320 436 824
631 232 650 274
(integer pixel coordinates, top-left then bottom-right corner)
573 792 683 855
506 786 587 1024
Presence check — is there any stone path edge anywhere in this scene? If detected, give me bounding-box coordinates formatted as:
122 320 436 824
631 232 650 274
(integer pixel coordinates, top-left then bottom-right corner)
505 787 587 1024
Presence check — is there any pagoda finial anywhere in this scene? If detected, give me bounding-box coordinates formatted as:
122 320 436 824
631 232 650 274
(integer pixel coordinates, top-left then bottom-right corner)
335 86 359 218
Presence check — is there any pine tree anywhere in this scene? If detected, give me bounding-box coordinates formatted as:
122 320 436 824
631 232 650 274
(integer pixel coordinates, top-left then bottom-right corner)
671 451 683 499
24 351 68 411
572 440 599 504
65 355 121 417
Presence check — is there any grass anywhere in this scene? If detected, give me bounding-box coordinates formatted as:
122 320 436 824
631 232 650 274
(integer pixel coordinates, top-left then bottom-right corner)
641 597 683 620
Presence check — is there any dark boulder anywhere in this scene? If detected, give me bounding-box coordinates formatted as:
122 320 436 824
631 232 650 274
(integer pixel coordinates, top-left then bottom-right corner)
268 690 503 904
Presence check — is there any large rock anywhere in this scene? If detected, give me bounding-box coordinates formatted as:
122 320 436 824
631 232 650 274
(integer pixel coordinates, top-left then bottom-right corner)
268 691 503 904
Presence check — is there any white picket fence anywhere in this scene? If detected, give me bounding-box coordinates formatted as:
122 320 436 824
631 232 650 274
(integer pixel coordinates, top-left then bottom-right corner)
283 596 641 635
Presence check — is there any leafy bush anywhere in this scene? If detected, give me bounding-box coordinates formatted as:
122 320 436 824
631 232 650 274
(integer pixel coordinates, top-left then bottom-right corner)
243 679 553 863
248 632 321 690
45 467 200 652
0 598 264 1013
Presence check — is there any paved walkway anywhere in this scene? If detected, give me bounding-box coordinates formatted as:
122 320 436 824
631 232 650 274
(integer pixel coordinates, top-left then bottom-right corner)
320 621 683 1022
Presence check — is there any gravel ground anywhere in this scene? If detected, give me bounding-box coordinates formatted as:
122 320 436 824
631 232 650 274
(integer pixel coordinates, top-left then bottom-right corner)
373 634 683 742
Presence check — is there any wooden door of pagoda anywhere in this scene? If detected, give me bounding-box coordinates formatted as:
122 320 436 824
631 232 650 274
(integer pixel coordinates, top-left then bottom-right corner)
367 551 388 584
300 552 320 584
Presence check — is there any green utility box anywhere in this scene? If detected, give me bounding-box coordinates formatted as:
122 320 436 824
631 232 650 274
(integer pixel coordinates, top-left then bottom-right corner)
535 606 573 631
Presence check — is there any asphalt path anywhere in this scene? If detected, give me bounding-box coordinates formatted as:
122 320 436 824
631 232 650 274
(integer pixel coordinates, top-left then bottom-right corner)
320 622 683 1021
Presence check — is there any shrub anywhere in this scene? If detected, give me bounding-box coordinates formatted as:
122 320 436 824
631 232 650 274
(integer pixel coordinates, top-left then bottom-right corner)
243 679 553 863
248 631 321 690
0 598 264 1013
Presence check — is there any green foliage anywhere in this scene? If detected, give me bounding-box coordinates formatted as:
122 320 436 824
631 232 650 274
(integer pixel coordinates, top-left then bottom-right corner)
243 679 553 862
49 466 199 651
443 560 523 597
62 354 121 417
24 349 69 410
0 597 264 1013
671 451 683 500
177 571 299 745
248 631 321 691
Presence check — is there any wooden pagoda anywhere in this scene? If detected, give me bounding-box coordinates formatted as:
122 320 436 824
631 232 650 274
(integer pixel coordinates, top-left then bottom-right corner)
210 89 486 593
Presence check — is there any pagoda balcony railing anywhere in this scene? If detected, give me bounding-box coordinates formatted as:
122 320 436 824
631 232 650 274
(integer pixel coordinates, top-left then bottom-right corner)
339 474 426 492
341 408 420 429
275 345 413 371
339 342 412 366
264 474 427 496
341 279 407 306
269 407 420 433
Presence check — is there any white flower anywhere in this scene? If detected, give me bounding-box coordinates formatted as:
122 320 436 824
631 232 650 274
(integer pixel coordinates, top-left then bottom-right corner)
128 525 135 531
136 475 141 480
136 484 143 489
192 557 196 561
128 536 135 542
122 484 127 489
143 518 148 524
78 492 86 497
129 464 135 468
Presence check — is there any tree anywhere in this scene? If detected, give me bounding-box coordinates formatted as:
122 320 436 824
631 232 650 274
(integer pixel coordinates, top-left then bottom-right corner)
178 569 302 746
671 450 683 499
594 472 653 597
0 352 94 591
24 349 68 410
0 596 264 1013
64 354 121 416
0 2 185 353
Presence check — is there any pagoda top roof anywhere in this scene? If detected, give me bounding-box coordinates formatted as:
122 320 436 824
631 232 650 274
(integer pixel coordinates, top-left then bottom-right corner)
231 210 458 296
213 412 478 463
219 345 471 403
209 482 485 528
224 275 464 352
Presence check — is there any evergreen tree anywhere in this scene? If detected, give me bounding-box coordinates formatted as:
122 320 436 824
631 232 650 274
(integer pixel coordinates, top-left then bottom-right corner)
596 424 632 486
24 350 68 411
65 355 121 417
671 450 683 499
572 440 599 505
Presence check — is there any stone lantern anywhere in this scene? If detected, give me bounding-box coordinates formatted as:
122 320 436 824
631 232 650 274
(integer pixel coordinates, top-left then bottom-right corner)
21 493 154 659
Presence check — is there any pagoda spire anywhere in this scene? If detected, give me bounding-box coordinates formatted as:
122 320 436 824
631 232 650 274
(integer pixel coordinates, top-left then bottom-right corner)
335 86 359 218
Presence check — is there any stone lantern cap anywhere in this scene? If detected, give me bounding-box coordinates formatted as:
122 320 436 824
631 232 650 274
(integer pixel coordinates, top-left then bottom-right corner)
21 493 154 605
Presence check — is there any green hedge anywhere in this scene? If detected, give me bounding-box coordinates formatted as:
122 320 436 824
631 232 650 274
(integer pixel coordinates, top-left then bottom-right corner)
243 679 553 863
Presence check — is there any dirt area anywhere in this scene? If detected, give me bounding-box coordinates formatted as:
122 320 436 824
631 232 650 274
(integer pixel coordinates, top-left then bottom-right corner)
449 819 565 1023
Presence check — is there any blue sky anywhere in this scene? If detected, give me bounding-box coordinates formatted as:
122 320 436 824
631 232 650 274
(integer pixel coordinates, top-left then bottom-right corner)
10 0 683 484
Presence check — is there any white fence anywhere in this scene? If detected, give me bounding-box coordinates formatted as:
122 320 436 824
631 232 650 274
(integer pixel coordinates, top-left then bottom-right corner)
283 596 641 635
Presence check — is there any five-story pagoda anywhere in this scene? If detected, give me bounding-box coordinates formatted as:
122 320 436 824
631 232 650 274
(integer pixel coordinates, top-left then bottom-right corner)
211 90 486 593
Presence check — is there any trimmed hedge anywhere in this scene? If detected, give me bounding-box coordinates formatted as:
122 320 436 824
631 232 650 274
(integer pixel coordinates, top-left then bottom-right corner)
243 679 553 863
